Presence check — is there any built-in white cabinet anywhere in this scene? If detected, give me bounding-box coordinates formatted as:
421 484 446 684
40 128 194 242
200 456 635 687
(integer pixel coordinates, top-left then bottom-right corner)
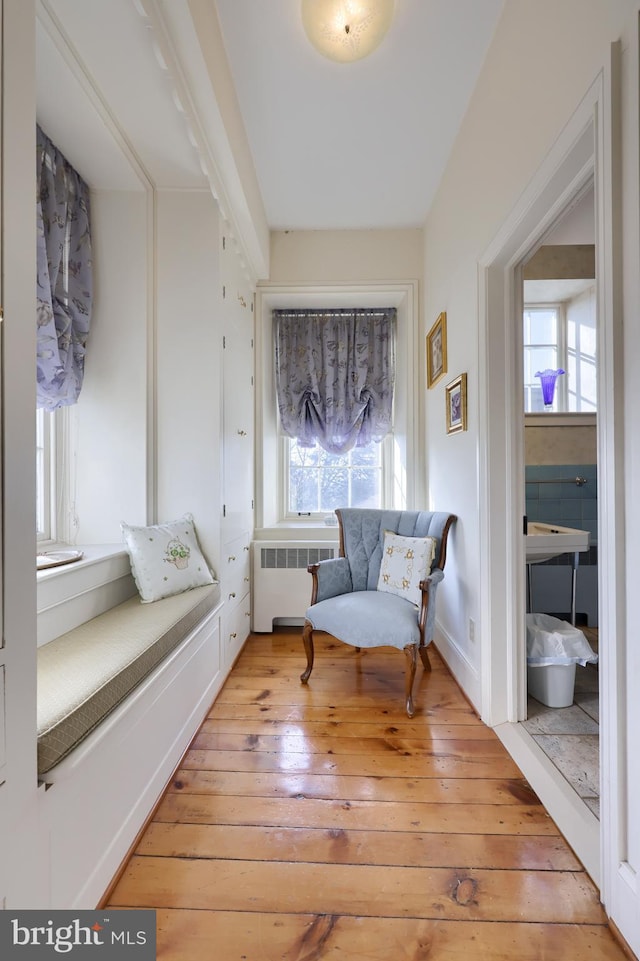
219 531 252 676
220 228 255 663
221 529 252 667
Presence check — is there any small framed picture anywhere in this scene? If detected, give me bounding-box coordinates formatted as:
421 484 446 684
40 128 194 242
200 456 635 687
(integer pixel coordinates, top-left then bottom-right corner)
446 373 467 434
426 312 447 388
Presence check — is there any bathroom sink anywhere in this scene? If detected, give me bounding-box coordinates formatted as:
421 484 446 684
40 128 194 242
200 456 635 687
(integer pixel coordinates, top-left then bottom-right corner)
525 522 590 563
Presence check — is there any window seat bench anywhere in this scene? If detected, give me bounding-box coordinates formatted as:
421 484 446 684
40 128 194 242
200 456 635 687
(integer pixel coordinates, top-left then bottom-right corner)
37 583 221 778
37 581 225 908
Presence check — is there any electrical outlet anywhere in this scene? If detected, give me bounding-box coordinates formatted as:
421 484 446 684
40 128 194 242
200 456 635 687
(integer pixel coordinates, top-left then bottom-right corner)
469 618 476 642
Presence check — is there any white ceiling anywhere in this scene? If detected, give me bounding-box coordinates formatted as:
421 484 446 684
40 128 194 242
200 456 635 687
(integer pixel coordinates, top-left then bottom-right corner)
35 0 505 236
214 0 504 230
524 279 595 305
524 187 595 304
36 0 208 191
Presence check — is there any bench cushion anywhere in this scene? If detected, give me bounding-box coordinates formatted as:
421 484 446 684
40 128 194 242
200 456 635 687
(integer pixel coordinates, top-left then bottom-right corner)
37 583 220 776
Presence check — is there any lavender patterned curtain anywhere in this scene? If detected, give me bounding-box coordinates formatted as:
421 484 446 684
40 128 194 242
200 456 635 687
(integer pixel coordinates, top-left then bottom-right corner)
36 125 93 411
274 308 396 454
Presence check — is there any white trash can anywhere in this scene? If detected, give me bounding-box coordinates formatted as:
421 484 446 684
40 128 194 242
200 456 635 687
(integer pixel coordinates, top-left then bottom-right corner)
526 613 598 709
527 662 577 708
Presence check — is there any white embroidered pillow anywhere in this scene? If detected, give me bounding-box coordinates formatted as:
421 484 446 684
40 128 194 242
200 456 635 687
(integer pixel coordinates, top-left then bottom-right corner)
121 513 215 603
376 530 437 607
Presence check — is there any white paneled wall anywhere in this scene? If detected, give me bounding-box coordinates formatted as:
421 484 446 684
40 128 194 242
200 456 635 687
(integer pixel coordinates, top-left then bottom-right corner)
74 190 149 542
155 190 222 568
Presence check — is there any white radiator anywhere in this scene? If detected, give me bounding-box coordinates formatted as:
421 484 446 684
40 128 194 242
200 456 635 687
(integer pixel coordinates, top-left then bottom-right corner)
252 541 339 632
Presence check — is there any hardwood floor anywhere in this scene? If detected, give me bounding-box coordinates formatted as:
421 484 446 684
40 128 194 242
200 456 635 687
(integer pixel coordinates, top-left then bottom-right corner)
106 629 629 960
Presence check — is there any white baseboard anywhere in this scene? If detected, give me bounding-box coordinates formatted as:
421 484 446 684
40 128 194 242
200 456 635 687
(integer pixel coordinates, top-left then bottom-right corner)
433 621 481 713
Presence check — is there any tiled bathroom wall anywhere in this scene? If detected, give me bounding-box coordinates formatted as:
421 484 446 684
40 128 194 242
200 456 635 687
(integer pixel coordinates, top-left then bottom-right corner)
526 463 598 624
525 463 597 552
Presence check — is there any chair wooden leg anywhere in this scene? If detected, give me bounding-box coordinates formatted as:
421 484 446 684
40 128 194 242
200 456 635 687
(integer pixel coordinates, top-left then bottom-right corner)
419 643 432 671
301 619 315 684
404 644 418 718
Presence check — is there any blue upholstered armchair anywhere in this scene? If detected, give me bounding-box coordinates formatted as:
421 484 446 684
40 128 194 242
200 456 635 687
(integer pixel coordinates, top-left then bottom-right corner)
301 508 456 717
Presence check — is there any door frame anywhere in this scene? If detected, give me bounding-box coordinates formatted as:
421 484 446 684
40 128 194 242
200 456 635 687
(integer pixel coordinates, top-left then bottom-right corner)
477 48 624 902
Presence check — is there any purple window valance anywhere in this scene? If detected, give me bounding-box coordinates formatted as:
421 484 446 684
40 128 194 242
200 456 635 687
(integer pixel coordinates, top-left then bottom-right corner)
274 308 396 455
37 125 93 411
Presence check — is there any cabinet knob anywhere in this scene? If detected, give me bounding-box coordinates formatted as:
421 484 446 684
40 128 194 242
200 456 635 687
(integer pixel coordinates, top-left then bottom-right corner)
228 555 236 562
237 429 247 437
244 545 250 552
229 592 236 599
230 632 237 639
244 576 250 582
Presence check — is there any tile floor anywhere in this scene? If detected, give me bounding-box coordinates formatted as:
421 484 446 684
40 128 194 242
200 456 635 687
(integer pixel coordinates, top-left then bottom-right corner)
522 627 600 818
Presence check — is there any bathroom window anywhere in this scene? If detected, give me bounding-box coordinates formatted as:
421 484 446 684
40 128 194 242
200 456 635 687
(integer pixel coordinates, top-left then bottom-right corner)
523 306 564 412
523 290 596 413
566 286 597 411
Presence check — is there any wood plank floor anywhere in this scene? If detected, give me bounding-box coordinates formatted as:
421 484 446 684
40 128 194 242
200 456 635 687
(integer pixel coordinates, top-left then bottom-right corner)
106 629 630 960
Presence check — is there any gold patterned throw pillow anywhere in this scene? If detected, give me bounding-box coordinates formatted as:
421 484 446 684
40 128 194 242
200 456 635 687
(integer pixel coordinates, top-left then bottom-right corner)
376 530 437 607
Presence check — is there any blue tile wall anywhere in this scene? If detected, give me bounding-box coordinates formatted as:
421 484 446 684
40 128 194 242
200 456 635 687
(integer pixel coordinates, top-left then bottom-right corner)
525 463 597 561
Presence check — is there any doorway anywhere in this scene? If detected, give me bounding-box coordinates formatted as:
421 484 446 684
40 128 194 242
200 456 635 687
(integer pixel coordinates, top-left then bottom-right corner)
478 62 625 893
519 182 600 821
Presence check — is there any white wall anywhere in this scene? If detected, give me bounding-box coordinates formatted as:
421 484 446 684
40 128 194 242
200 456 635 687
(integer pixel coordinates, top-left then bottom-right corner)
74 190 149 542
422 5 640 943
619 0 640 927
422 0 637 689
0 0 44 909
76 186 224 564
156 190 222 570
270 228 423 282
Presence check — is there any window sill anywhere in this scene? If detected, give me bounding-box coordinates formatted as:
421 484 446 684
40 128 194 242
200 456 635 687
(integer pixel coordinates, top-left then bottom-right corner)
255 524 340 542
37 544 136 646
525 413 596 427
37 543 128 577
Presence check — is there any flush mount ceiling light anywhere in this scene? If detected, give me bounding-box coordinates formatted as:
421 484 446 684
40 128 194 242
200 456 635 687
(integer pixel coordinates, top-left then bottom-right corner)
301 0 396 63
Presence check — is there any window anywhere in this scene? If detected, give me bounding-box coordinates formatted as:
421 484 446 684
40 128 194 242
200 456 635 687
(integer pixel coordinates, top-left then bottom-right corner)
257 284 417 529
36 409 56 542
36 406 74 545
285 436 386 517
274 305 397 520
566 290 597 411
523 306 563 412
523 290 596 413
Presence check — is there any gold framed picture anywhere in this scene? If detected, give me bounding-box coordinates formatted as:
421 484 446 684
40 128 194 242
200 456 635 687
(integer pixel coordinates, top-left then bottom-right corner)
446 373 467 434
426 312 447 388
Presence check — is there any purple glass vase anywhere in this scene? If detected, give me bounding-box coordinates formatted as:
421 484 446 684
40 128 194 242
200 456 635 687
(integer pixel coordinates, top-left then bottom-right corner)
535 368 565 409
